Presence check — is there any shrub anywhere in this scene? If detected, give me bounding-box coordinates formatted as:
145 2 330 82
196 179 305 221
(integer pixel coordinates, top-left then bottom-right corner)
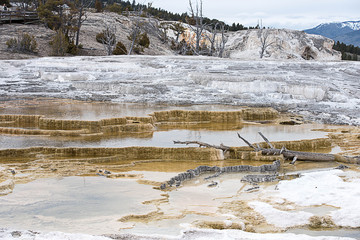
112 41 127 55
67 41 79 55
6 33 38 53
138 32 150 48
131 32 150 54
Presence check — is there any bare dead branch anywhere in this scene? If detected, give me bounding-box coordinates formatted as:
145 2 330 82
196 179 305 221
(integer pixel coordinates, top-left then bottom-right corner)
237 133 257 150
187 0 206 55
258 131 274 149
173 140 230 152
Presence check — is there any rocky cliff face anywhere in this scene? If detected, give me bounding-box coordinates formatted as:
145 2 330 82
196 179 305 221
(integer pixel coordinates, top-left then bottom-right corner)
225 29 341 61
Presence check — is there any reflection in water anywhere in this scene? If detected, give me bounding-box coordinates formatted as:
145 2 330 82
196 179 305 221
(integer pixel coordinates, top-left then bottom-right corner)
0 124 329 149
0 176 160 235
287 228 360 238
0 100 249 120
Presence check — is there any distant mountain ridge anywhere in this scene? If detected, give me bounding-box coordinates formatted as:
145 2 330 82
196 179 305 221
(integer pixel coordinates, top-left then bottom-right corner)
304 20 360 47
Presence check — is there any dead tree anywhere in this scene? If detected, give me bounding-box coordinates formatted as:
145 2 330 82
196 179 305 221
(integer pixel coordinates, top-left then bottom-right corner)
217 23 228 58
258 29 273 58
204 22 218 56
188 0 207 55
238 132 360 165
101 24 117 55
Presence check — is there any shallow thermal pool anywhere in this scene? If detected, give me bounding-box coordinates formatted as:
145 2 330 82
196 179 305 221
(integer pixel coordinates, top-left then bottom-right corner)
1 166 359 238
0 101 334 149
0 176 161 235
0 100 252 120
0 123 331 149
0 101 358 239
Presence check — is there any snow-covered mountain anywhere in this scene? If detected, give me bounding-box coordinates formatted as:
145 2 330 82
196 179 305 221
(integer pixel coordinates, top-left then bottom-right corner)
304 20 360 46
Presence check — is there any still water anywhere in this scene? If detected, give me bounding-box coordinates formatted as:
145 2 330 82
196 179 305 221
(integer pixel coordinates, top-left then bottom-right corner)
0 176 161 235
0 100 249 120
0 124 329 149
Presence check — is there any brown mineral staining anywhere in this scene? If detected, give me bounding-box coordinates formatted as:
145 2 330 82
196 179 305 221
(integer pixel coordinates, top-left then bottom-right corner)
219 200 281 233
0 147 223 161
193 220 245 230
0 108 280 136
119 211 184 223
152 108 279 123
142 194 169 205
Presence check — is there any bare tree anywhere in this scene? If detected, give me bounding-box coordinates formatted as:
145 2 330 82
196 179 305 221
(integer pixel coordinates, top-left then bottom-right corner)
258 29 273 58
204 22 219 56
188 0 206 55
216 23 228 58
101 24 117 55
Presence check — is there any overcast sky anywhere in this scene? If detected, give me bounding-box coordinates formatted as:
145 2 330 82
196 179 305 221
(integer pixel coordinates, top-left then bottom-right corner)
150 0 360 30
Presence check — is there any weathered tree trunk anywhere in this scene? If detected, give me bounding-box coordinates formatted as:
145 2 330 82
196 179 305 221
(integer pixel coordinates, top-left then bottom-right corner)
173 140 230 152
238 132 360 164
160 160 280 189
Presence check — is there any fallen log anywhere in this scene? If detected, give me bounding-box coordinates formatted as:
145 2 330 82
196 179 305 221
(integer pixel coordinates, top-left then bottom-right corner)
241 174 278 183
160 160 280 190
238 132 360 164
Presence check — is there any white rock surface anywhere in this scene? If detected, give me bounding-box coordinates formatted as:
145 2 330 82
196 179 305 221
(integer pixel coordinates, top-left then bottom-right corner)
0 55 359 125
276 170 360 228
225 29 341 61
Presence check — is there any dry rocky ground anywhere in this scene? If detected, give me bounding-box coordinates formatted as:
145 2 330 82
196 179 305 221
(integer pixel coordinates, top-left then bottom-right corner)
0 11 174 60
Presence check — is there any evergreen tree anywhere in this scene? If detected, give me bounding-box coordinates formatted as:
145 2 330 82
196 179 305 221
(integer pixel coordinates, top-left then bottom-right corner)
113 41 128 55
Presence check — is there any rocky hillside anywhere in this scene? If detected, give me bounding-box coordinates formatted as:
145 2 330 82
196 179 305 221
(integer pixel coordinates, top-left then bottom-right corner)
225 29 341 61
0 12 341 61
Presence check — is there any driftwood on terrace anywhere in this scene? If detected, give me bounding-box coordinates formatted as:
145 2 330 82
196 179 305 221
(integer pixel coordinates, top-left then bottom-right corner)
238 132 360 165
160 160 280 190
173 141 230 153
